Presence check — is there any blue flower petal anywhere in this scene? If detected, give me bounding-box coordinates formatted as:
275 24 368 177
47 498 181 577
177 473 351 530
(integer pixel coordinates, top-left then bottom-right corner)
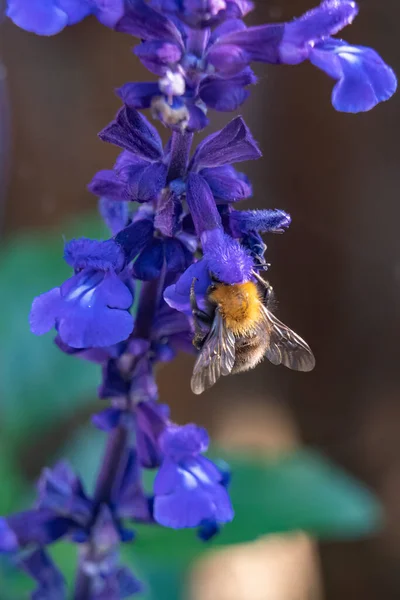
201 229 254 282
58 0 91 24
207 43 250 77
160 424 209 462
7 510 70 546
228 208 291 236
132 239 164 280
88 170 127 201
98 198 130 236
114 217 154 262
125 161 168 203
99 106 164 161
134 41 182 76
115 0 183 45
91 567 142 600
200 165 252 202
64 238 126 271
280 0 358 64
37 462 92 522
30 270 134 348
153 425 234 529
190 116 261 170
215 22 284 63
0 518 18 552
6 0 70 35
136 401 170 468
92 0 124 27
199 77 250 112
92 407 124 431
165 238 192 273
164 259 211 315
186 173 222 238
154 189 182 237
7 0 123 34
21 549 67 600
117 82 161 109
310 38 397 112
186 103 209 132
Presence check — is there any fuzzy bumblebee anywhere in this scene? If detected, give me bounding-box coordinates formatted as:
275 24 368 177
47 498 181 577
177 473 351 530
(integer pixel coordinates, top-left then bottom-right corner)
190 274 315 394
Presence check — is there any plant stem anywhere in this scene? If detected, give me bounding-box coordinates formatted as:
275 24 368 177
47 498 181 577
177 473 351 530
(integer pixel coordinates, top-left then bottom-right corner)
73 276 165 600
93 425 129 507
73 425 129 600
73 564 92 600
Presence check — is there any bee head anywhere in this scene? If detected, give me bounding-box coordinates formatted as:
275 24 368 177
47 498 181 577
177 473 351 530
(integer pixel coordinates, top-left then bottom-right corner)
208 272 223 293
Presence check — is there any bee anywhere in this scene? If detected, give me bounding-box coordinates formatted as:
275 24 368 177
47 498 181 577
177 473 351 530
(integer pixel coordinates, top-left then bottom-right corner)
190 272 315 394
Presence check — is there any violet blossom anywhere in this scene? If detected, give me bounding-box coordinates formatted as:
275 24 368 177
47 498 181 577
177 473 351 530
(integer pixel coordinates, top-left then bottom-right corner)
2 0 397 597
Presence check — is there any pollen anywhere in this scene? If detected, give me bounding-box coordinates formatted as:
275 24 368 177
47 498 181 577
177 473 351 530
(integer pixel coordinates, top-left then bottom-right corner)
209 281 263 335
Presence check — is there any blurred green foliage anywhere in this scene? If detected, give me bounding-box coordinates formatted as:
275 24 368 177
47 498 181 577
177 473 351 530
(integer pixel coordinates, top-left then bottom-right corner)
0 216 382 598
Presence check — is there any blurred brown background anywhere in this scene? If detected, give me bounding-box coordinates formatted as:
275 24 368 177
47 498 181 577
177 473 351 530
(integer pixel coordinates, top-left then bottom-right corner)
1 1 399 598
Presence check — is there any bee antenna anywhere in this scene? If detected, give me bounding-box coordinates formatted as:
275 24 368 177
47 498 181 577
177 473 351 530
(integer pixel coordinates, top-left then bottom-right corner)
190 277 198 299
209 272 221 284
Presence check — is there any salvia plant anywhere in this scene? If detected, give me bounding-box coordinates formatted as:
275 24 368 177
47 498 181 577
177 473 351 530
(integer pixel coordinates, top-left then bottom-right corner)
1 0 397 597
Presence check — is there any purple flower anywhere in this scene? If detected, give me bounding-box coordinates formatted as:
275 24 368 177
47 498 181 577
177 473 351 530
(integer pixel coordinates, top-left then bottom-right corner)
164 206 291 313
116 0 396 120
0 518 18 552
151 0 253 28
184 116 261 240
125 209 193 281
199 165 252 203
309 38 397 112
13 0 397 593
93 305 192 433
6 0 124 35
20 549 66 600
161 115 275 313
164 232 253 314
94 107 169 203
90 566 142 599
2 454 150 550
154 424 234 528
99 198 131 236
164 210 291 315
135 401 170 468
277 0 396 111
197 460 231 540
76 503 143 598
30 238 134 348
115 3 260 125
92 109 267 284
221 207 291 238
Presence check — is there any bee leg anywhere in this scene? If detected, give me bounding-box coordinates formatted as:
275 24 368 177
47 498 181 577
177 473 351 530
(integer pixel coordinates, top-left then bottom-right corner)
190 278 212 349
252 270 274 306
262 284 274 306
190 278 211 321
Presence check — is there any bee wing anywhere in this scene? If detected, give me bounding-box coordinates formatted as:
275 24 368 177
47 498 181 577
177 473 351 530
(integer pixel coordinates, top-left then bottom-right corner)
261 306 315 372
191 309 236 395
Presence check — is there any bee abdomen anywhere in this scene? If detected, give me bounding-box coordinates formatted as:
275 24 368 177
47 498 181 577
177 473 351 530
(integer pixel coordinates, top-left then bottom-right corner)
232 332 269 374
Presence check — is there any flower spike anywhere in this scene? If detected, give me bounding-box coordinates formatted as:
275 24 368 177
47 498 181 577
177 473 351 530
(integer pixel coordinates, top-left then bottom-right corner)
4 0 396 594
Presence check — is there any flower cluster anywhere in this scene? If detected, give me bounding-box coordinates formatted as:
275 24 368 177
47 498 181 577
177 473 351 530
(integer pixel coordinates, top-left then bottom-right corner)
3 0 396 597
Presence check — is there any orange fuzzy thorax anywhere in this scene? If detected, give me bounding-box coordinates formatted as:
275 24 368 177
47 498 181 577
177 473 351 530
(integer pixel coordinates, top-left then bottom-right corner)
209 282 263 335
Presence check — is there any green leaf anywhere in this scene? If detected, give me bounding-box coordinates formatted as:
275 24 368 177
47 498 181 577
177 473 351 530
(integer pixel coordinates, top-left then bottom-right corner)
0 559 33 600
133 449 382 564
0 445 28 514
0 214 107 444
132 558 186 600
49 541 78 589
